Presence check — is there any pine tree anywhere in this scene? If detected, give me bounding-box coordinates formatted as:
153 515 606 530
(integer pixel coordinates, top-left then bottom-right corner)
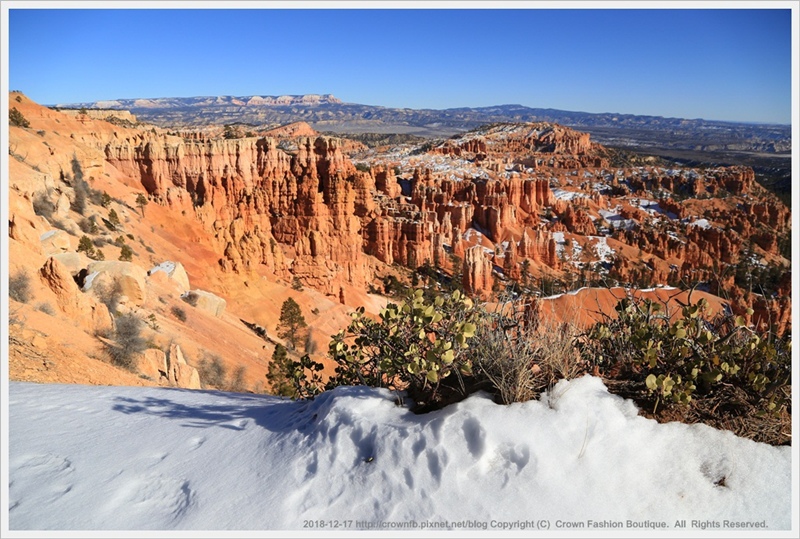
135 193 148 217
265 344 295 397
107 208 120 230
277 298 307 350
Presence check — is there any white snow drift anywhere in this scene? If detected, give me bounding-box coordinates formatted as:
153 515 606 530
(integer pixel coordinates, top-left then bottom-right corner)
6 376 793 532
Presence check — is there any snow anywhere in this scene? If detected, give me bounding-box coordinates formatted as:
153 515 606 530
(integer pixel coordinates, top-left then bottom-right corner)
688 218 712 230
6 377 792 532
552 188 586 201
149 260 177 276
39 230 58 241
80 270 100 292
598 209 636 230
637 285 677 293
590 236 616 264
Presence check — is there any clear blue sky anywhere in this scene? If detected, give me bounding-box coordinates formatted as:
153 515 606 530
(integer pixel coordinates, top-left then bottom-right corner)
5 5 795 124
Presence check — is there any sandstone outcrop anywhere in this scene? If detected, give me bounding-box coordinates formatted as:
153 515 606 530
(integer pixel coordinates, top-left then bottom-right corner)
167 343 201 389
38 257 113 334
138 348 169 382
462 245 494 298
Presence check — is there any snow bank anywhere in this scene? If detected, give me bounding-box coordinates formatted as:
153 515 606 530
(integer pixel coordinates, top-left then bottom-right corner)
7 377 791 531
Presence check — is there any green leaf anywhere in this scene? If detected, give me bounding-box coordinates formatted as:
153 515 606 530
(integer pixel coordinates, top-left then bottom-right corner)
645 374 657 391
461 322 476 338
441 349 454 365
426 370 439 383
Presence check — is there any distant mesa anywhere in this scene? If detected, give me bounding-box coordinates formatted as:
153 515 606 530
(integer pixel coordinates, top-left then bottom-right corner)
57 94 343 110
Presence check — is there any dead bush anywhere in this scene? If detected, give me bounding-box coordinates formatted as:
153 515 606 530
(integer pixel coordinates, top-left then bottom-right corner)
107 312 146 370
9 270 32 303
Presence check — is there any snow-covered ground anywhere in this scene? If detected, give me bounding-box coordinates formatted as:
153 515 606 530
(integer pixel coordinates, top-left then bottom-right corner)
5 377 793 533
552 188 587 201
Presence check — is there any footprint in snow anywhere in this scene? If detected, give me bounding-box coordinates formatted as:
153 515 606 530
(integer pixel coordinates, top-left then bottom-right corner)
103 473 194 528
8 454 77 513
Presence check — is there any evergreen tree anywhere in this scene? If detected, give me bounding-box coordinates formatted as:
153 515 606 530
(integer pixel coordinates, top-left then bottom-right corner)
107 208 121 230
135 193 148 217
277 298 307 350
119 244 133 262
265 344 295 397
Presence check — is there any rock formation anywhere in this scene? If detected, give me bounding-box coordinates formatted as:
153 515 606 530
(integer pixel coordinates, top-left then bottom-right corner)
38 257 113 334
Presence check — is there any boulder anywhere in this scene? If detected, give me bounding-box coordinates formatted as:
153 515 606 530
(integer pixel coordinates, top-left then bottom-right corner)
39 229 71 255
148 261 190 293
84 261 148 306
181 289 226 317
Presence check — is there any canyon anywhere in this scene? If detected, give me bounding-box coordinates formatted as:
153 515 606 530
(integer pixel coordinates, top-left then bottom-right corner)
7 91 792 393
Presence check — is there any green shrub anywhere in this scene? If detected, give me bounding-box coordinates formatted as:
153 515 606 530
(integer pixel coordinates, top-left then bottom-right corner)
293 354 325 399
326 289 481 410
578 293 791 416
9 107 30 128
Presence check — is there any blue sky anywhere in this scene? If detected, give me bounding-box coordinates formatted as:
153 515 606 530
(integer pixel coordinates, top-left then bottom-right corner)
5 5 795 124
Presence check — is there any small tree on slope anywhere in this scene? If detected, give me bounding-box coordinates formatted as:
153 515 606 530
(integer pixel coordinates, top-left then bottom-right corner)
277 298 307 350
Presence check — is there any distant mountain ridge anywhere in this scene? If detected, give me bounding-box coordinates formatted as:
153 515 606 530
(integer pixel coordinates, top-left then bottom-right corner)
57 94 791 156
57 93 343 109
